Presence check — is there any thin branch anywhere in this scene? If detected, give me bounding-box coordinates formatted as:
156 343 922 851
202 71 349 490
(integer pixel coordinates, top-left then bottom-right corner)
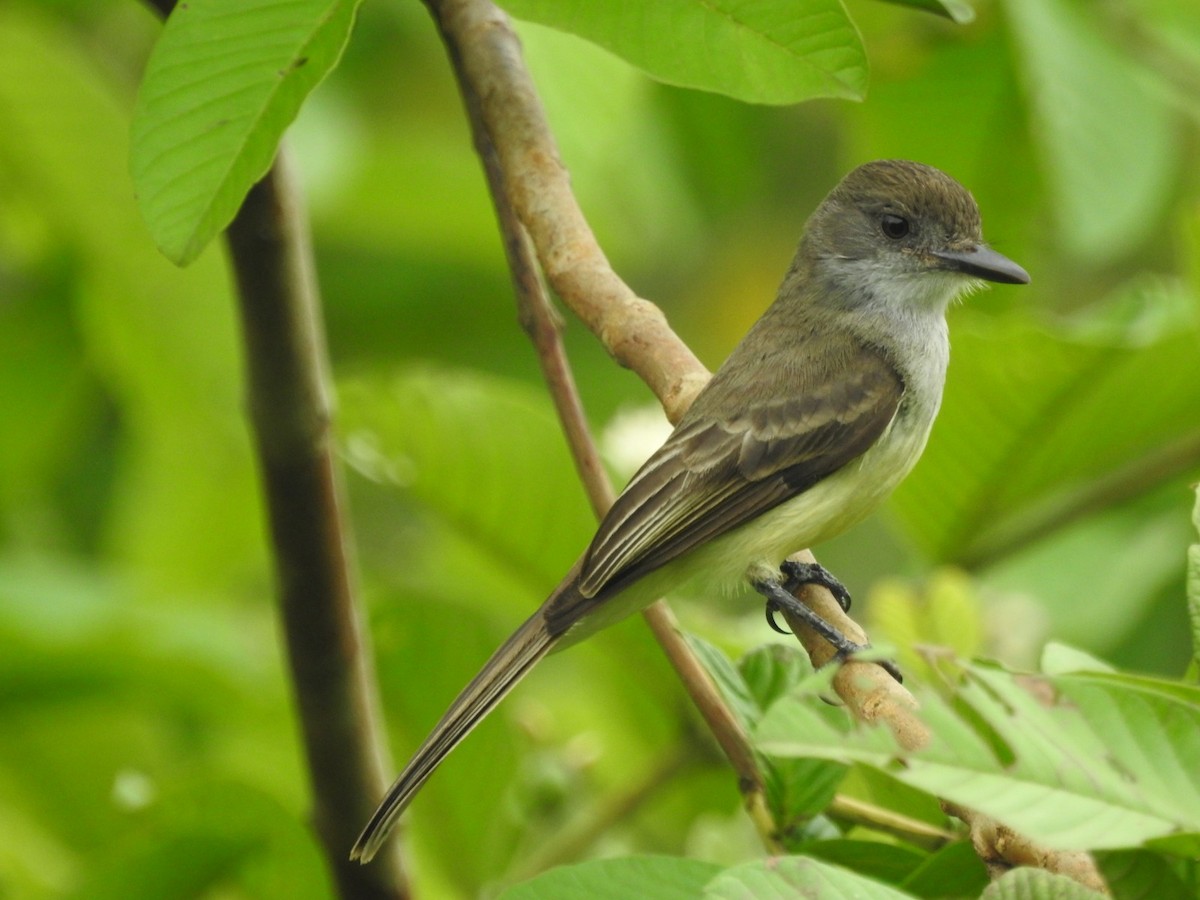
942 801 1109 893
225 150 408 899
827 795 956 851
777 551 931 754
777 563 1106 890
421 0 1106 890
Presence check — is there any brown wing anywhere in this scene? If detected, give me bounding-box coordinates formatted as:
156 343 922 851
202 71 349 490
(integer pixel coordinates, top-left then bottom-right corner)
544 335 904 635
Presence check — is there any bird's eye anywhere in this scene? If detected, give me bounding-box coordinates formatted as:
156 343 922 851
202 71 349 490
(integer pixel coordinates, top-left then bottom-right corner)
880 214 910 239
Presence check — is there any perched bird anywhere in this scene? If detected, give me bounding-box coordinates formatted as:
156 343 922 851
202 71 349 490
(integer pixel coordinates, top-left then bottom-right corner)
352 159 1029 863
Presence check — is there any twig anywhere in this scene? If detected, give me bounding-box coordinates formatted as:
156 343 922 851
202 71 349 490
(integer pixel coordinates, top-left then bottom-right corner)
942 801 1109 893
827 795 956 851
777 551 930 754
225 150 408 899
421 0 1105 890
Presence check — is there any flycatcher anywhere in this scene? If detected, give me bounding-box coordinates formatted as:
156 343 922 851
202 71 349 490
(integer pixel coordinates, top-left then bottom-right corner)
352 159 1029 862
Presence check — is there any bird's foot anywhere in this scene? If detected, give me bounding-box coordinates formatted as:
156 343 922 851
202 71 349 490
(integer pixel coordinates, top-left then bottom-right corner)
755 567 902 683
780 559 853 611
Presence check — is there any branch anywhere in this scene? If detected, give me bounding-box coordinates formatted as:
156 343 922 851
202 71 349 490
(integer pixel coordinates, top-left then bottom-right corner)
942 801 1109 893
225 150 408 899
421 0 1105 890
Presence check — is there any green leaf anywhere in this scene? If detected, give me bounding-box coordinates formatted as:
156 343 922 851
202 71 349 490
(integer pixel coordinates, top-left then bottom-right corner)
685 638 846 831
1096 848 1196 900
803 839 926 886
338 367 595 594
739 643 814 713
686 634 763 732
1188 486 1200 675
131 0 361 265
1005 0 1176 260
499 855 722 900
756 661 1200 850
703 855 916 899
65 781 330 900
501 0 868 105
898 292 1200 566
900 841 989 897
0 6 263 594
1039 642 1114 676
875 0 976 25
980 866 1106 900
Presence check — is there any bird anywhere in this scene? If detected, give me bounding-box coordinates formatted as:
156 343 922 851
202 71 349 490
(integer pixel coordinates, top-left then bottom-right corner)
351 159 1029 862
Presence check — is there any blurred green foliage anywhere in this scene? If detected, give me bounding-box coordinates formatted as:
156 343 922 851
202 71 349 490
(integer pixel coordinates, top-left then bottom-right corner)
2 0 1199 897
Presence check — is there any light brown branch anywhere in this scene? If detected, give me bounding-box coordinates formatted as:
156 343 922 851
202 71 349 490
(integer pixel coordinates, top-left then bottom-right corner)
942 801 1109 893
778 551 930 754
225 150 408 899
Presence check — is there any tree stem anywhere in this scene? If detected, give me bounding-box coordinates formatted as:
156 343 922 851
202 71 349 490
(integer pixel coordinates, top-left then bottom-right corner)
225 151 408 899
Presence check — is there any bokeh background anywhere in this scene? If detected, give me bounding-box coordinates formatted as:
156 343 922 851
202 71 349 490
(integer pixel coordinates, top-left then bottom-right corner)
1 0 1198 896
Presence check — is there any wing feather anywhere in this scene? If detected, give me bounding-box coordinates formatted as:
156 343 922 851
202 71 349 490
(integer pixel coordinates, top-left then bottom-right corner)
576 335 904 604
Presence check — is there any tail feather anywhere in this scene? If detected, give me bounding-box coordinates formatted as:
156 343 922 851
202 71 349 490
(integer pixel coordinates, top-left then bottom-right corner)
350 610 556 863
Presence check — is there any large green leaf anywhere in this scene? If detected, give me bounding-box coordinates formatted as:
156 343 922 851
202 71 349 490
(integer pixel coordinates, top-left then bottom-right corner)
756 661 1200 850
501 0 868 104
894 290 1200 565
338 367 595 593
131 0 361 264
1005 0 1177 260
704 855 915 899
0 7 264 591
499 855 722 900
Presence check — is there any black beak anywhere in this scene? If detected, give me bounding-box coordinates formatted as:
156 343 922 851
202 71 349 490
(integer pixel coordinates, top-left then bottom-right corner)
932 245 1030 285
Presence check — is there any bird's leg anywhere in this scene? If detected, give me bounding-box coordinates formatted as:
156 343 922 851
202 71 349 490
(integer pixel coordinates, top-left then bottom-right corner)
754 564 902 683
762 560 853 634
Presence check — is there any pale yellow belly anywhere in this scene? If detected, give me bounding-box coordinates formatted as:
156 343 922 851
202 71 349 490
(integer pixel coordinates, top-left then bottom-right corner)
565 408 934 642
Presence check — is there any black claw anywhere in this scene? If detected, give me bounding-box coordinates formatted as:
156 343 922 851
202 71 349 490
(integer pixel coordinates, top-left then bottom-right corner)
881 659 904 684
765 601 792 635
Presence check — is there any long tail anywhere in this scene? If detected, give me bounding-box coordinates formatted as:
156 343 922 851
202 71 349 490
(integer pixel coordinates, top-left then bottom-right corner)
350 605 557 863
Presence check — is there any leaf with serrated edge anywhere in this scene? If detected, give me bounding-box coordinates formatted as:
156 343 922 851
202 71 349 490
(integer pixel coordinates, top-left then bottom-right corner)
756 662 1197 849
704 855 915 899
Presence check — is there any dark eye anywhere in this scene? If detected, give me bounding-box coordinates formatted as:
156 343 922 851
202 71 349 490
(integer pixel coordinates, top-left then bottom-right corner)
881 214 910 239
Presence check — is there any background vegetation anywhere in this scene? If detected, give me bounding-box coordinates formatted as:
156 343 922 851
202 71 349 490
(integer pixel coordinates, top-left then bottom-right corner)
1 0 1198 897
